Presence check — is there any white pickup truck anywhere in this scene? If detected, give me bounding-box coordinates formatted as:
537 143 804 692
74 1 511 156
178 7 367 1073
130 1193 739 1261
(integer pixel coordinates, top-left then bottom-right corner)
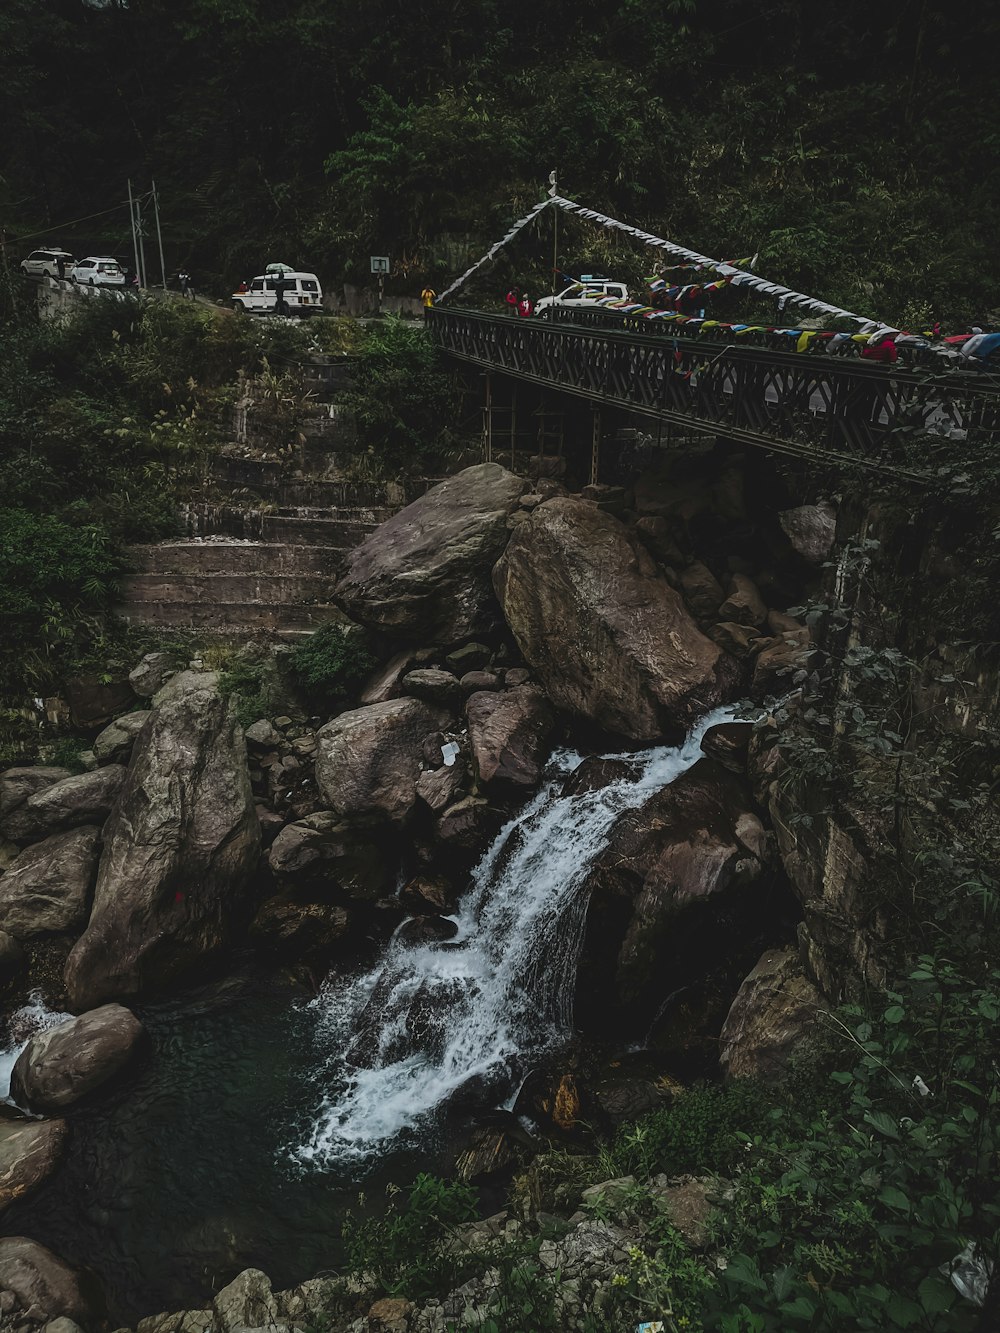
534 277 629 316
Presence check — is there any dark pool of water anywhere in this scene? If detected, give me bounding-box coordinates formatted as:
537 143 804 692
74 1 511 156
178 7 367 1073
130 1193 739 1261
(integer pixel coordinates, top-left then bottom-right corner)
2 967 444 1325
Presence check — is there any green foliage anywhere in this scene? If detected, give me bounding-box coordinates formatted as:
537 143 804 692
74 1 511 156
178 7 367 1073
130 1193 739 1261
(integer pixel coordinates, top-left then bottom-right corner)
342 1173 478 1299
217 657 285 730
608 1082 769 1181
289 622 375 705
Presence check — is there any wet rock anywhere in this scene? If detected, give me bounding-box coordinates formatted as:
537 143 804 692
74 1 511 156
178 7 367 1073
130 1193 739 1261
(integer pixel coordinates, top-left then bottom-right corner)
336 463 525 643
0 827 100 939
268 812 391 899
0 770 73 821
454 1126 531 1183
718 574 767 628
151 669 220 707
709 621 763 657
1 768 125 845
0 1118 67 1213
244 720 284 749
315 699 449 824
93 712 151 765
128 652 178 698
415 764 465 813
678 561 726 621
503 667 531 687
445 642 492 675
466 686 554 788
64 689 259 1010
719 947 822 1080
459 670 500 693
213 1269 279 1333
11 1003 143 1111
560 757 635 797
358 651 414 706
435 797 498 852
0 933 26 988
250 896 349 956
494 499 725 743
397 915 459 946
700 721 753 773
0 1238 93 1325
779 500 837 565
402 668 464 708
400 876 455 914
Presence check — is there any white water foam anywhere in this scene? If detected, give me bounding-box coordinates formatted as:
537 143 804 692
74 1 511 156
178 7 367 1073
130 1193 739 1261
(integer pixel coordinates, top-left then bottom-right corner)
294 709 731 1168
0 991 71 1103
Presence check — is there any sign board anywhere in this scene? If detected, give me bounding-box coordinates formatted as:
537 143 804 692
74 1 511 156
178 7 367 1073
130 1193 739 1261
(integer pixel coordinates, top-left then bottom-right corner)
369 256 390 275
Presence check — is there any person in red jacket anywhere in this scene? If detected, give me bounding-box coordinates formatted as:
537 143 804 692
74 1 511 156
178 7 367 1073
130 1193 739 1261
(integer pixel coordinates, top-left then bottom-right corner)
861 332 898 364
505 288 519 316
517 292 534 318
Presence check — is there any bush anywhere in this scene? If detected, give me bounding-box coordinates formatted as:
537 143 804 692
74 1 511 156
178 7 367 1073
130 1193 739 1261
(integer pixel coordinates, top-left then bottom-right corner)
290 622 375 705
609 1082 769 1181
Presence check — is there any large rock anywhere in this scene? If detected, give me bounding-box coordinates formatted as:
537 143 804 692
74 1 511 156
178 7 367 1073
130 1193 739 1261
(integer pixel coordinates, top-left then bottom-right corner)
213 1269 279 1333
0 769 73 820
466 686 554 787
93 711 151 764
0 767 125 844
719 947 822 1081
0 1118 68 1212
267 812 392 898
493 499 725 742
11 1003 143 1111
64 688 260 1010
152 668 220 707
65 673 134 728
335 463 525 642
0 1238 93 1324
250 896 350 956
0 826 100 939
128 651 178 698
779 501 837 565
314 698 449 823
578 759 771 1026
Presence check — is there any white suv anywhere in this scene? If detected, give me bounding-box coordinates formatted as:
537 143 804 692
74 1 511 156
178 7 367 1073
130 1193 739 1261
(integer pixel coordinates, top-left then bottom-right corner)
232 270 324 317
20 248 75 280
71 257 126 287
535 277 629 316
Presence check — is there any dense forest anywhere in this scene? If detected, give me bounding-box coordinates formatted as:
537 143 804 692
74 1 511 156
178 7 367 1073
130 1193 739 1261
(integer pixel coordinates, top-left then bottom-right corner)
3 0 1000 324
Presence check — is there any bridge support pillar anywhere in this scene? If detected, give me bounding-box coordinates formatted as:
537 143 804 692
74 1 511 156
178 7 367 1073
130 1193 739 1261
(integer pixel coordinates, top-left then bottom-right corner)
590 408 601 486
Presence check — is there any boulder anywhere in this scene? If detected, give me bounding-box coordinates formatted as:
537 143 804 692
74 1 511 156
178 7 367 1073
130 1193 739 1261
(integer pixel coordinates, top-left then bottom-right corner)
250 896 349 956
578 760 771 1023
128 651 178 698
779 501 837 565
503 667 531 687
267 812 392 898
708 621 763 657
435 796 498 852
700 721 752 774
0 1118 68 1212
0 767 125 844
152 669 220 707
561 757 634 797
0 826 100 939
415 764 465 812
11 1004 143 1111
213 1269 279 1333
751 638 813 695
335 463 525 643
93 711 151 765
314 698 449 823
718 574 768 629
65 673 134 728
0 769 73 820
401 668 464 708
465 686 554 787
243 719 284 749
678 561 726 621
64 689 260 1010
358 650 414 706
493 499 725 742
445 642 492 674
459 670 501 693
719 947 822 1080
400 876 455 914
0 1238 92 1325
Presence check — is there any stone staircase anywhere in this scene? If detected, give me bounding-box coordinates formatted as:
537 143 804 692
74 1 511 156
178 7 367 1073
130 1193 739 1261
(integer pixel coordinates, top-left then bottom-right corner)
116 358 433 639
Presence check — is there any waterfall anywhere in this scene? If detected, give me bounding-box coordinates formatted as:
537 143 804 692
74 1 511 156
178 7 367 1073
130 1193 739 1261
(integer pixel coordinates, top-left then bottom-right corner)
294 708 730 1168
0 991 71 1102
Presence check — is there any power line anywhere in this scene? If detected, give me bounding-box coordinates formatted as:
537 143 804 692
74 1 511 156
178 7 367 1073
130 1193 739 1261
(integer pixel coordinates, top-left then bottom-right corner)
11 198 135 245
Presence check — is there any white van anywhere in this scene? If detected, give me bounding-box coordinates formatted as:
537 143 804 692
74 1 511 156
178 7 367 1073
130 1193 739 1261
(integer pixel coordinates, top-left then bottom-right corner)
535 276 629 316
232 271 323 317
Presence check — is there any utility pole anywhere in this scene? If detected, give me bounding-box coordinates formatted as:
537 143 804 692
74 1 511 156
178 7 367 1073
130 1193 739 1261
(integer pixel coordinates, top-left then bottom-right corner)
548 169 558 296
135 192 148 290
152 180 167 291
127 179 141 287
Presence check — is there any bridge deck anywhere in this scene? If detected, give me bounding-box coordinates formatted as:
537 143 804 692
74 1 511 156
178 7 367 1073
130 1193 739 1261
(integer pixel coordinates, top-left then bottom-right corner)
427 308 1000 479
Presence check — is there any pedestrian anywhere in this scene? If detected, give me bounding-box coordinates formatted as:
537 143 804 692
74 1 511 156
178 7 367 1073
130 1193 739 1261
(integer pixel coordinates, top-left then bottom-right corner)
420 285 436 309
178 270 192 299
56 254 66 282
505 288 519 316
517 292 534 318
237 280 249 294
272 273 288 317
861 332 898 364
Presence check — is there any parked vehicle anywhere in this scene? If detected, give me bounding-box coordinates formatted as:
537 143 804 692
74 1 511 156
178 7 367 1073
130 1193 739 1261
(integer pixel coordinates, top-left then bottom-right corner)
535 276 629 316
19 248 75 280
231 270 324 317
70 257 126 287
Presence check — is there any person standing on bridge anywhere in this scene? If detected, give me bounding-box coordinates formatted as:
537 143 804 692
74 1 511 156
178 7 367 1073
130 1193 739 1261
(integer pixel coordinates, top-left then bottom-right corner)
56 254 66 282
272 272 288 317
517 292 534 318
505 288 519 316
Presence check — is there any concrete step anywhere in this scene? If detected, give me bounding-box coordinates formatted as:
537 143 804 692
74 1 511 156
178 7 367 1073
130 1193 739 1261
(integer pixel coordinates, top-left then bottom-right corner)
126 542 342 576
178 505 379 544
119 573 337 605
260 514 378 545
115 600 345 630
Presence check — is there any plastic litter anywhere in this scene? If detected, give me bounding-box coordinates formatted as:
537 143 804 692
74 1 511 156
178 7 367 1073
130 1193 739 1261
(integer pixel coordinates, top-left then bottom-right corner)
912 1074 931 1097
941 1242 992 1306
441 741 460 767
636 1325 665 1332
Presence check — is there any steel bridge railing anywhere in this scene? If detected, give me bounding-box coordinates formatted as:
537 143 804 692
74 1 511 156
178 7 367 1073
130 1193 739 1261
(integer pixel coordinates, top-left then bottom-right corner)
426 307 1000 478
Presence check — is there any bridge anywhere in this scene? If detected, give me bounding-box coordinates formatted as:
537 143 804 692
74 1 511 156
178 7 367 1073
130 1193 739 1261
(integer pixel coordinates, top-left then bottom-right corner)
426 306 1000 481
